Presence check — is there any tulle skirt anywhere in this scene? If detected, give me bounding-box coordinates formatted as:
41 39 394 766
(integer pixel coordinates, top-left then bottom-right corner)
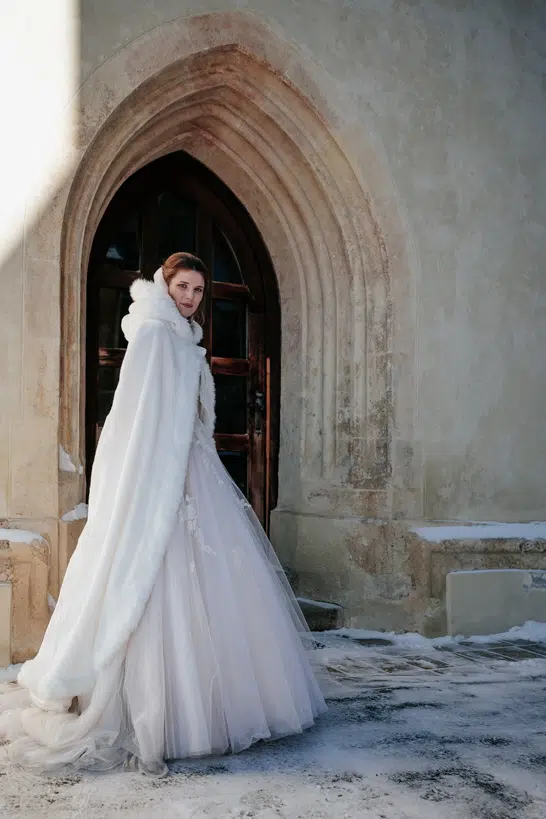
0 426 326 775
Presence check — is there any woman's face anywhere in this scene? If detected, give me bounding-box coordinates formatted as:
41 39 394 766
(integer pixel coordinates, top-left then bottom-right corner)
167 268 205 319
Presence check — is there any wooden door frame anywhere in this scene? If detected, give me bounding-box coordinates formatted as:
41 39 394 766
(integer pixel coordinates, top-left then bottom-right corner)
86 151 281 523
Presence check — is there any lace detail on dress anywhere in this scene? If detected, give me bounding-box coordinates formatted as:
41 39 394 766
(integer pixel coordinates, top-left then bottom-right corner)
200 452 225 487
196 435 215 456
194 429 226 488
178 494 216 556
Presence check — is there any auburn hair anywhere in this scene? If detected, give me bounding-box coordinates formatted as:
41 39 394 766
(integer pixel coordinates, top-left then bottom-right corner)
162 252 209 326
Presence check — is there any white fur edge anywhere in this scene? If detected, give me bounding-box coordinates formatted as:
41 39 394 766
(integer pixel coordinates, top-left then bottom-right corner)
128 274 203 344
129 277 156 301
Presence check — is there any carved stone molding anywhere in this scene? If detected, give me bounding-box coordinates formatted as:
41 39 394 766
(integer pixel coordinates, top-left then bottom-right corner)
54 12 415 516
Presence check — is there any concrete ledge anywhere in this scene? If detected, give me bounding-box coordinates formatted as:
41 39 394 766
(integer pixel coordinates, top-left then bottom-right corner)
296 597 343 631
272 511 546 635
447 569 546 636
0 529 50 663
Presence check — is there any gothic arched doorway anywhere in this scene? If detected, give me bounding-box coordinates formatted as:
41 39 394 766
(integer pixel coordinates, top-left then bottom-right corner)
86 152 280 527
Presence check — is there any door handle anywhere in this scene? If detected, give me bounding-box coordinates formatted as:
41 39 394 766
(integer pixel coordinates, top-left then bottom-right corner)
250 391 265 434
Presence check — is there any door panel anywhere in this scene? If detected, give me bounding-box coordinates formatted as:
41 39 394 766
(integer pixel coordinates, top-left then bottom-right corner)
86 152 280 527
211 300 247 359
214 375 248 435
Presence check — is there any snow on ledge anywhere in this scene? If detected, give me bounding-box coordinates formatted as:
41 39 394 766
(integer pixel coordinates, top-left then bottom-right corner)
0 528 47 545
297 597 342 611
59 445 84 474
61 503 88 522
411 522 546 542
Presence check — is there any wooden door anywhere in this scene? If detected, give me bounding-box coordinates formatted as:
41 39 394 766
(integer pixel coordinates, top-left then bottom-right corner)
86 153 280 527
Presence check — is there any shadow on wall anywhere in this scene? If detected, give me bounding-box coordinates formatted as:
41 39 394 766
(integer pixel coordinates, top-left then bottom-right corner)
0 0 84 664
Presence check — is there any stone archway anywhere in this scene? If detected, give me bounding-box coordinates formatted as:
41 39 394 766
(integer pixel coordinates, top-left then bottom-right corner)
57 12 417 618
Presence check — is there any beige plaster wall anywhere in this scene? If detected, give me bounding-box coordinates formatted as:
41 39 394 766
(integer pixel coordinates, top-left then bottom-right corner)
79 0 546 522
0 1 545 644
0 2 79 624
2 0 544 527
0 2 78 522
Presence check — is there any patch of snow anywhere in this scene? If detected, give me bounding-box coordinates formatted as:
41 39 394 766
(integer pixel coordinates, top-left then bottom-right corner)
61 503 88 522
59 445 84 474
412 522 546 541
296 597 342 610
332 619 546 649
461 619 546 644
0 664 21 683
333 627 430 648
0 528 46 545
59 445 76 472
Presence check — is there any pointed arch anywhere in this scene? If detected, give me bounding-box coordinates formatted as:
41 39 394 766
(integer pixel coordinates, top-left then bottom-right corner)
59 12 415 517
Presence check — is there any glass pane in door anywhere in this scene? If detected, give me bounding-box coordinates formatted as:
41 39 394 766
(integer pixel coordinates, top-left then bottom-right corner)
214 375 247 434
212 299 247 358
218 452 248 495
98 288 131 349
157 192 196 261
212 225 243 284
105 210 140 270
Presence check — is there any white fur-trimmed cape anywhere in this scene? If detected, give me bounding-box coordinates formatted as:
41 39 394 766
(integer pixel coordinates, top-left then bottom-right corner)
122 269 215 438
18 268 215 707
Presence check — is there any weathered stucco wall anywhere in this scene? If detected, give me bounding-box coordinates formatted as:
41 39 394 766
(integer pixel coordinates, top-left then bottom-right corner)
0 1 545 647
0 1 79 611
79 0 546 523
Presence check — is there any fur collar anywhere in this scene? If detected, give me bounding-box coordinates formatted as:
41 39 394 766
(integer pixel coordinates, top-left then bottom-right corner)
121 268 203 345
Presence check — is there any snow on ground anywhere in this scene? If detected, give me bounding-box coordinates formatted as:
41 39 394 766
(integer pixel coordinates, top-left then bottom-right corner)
0 665 20 683
333 619 546 650
1 627 546 818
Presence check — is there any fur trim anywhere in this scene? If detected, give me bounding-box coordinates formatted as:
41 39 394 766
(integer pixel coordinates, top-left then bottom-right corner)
129 277 156 302
122 269 203 345
18 318 204 707
199 358 216 439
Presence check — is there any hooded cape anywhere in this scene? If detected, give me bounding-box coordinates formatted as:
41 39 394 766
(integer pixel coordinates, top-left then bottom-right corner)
18 269 215 710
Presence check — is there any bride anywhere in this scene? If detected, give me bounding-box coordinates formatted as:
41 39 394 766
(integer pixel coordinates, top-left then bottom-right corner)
0 252 326 775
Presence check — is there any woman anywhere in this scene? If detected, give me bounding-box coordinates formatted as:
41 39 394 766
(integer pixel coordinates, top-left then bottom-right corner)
0 253 326 775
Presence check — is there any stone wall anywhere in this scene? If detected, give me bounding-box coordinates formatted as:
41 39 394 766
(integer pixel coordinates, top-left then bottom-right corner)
0 2 545 653
0 529 50 663
278 521 546 635
75 0 546 523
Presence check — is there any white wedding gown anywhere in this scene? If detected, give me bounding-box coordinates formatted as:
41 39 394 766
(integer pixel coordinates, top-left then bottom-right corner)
0 417 326 775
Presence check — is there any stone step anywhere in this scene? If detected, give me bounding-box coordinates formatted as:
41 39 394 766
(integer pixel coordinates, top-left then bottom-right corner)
296 597 344 631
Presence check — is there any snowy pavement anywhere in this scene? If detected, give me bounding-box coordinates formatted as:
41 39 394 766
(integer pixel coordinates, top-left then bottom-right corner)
1 624 546 818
